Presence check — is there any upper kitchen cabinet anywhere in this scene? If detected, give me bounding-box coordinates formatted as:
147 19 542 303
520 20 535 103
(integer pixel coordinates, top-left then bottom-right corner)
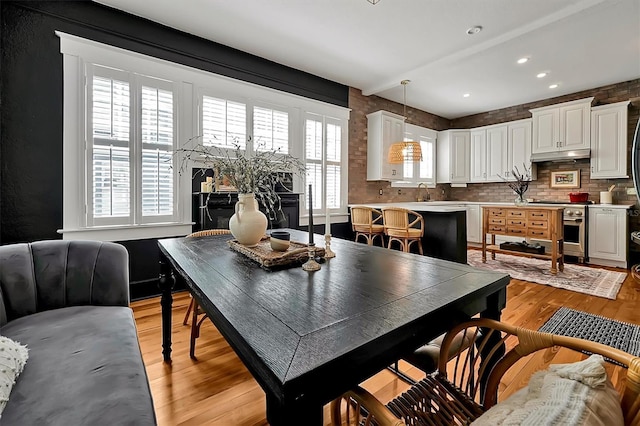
590 101 630 179
530 97 593 157
507 119 535 180
437 129 470 186
366 110 405 181
470 124 507 182
469 119 534 183
402 123 437 186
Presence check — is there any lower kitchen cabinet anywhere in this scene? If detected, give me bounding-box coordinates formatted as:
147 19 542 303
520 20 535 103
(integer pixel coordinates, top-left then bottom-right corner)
588 206 629 268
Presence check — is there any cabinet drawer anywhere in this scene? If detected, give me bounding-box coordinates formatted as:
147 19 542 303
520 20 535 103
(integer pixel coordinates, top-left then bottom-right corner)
507 210 526 218
488 209 506 217
507 219 527 227
528 220 548 229
506 227 527 236
489 217 506 225
488 225 506 233
528 229 550 239
528 210 549 220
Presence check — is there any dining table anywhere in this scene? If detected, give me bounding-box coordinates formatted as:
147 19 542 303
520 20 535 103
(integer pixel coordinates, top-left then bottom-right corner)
157 229 510 426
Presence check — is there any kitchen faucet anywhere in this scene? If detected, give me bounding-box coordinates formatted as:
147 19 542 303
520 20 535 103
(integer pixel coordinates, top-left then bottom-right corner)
417 182 430 202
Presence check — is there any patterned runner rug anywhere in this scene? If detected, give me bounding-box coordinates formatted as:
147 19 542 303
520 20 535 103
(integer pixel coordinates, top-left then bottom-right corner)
467 250 626 299
539 307 640 361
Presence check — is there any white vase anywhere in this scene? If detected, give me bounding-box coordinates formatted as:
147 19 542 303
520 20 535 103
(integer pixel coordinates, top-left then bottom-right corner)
229 193 268 247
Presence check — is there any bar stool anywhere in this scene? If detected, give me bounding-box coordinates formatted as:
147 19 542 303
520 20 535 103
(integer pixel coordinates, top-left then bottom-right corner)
351 206 385 246
382 207 424 254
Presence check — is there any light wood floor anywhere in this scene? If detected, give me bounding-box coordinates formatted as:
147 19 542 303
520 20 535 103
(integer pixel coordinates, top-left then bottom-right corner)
132 263 640 425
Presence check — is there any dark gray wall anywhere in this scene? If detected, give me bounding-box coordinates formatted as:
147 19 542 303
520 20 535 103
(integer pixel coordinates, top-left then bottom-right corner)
0 0 348 298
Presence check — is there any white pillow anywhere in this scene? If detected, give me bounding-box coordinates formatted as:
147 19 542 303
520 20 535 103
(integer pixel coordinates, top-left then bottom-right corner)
0 336 29 417
471 354 624 426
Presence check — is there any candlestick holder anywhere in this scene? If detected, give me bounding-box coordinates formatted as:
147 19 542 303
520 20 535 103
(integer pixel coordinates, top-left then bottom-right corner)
302 243 321 271
324 234 336 258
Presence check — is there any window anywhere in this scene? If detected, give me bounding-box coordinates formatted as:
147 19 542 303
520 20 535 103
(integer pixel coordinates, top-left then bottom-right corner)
400 123 437 186
58 31 349 240
304 114 346 216
86 64 178 228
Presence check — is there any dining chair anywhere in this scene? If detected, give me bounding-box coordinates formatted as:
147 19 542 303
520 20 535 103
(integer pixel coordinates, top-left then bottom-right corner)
184 229 231 358
331 318 640 426
351 206 385 246
381 207 424 254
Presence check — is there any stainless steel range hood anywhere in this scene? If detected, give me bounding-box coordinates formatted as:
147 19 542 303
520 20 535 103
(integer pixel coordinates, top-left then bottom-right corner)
529 149 591 162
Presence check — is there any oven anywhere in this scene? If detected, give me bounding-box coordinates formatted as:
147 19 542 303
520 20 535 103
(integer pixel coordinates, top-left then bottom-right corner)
529 202 588 262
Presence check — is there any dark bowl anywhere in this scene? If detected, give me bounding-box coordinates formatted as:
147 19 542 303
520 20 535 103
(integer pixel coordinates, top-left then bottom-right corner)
270 231 290 241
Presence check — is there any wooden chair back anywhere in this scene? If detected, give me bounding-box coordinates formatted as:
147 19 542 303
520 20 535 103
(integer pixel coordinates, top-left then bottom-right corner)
187 229 231 238
381 207 424 237
351 206 382 232
331 317 640 426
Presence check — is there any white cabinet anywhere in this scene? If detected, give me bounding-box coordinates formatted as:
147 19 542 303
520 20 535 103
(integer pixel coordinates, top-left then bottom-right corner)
437 130 470 185
470 125 507 183
466 204 481 243
588 206 629 268
507 119 534 180
401 123 438 186
366 110 404 181
469 120 533 183
531 97 593 154
469 129 487 182
590 101 630 179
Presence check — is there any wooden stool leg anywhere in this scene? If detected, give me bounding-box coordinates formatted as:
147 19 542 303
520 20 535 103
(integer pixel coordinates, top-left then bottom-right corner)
190 299 199 359
183 296 194 325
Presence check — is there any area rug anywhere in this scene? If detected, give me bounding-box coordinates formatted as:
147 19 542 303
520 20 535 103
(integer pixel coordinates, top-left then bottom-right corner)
467 250 626 300
539 307 640 363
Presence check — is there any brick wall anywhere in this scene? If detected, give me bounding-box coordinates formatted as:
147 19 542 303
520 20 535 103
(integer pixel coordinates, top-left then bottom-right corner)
348 87 452 204
348 79 640 207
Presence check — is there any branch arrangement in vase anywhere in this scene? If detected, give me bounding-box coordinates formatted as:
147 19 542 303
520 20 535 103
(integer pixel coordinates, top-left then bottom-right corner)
175 136 306 221
501 164 532 201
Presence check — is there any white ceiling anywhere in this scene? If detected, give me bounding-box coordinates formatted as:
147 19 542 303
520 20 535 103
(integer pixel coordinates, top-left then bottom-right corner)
96 0 640 119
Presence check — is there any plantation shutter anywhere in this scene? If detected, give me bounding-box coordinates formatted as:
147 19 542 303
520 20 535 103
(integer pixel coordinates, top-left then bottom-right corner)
253 105 289 153
140 84 174 219
202 95 246 149
305 117 323 210
325 121 342 210
90 71 132 224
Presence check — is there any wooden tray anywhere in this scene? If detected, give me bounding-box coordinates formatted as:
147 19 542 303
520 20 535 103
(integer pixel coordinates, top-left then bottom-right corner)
228 237 325 269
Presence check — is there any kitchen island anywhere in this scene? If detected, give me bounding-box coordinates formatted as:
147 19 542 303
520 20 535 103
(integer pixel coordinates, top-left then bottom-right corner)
348 202 468 263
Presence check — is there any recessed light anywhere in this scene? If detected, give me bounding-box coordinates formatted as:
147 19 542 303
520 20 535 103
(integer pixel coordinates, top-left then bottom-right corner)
463 93 470 98
549 84 559 89
537 72 547 78
517 57 529 64
466 26 483 35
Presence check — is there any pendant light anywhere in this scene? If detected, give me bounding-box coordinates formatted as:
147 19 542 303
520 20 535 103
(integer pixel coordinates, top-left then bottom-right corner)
388 80 422 164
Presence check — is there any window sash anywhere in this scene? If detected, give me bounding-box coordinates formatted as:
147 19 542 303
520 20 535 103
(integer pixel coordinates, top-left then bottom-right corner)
86 64 178 227
304 114 345 214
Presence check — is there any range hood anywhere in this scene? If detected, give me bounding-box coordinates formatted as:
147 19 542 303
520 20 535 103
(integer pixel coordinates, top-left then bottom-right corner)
529 149 591 162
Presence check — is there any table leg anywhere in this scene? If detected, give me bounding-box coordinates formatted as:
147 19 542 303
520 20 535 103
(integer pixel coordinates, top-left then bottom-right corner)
266 394 322 426
159 257 175 362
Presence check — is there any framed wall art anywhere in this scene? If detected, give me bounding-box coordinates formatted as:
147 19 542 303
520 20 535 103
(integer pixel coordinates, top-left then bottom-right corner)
550 170 580 188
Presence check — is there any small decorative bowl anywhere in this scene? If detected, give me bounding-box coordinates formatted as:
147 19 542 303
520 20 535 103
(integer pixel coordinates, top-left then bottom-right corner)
270 231 291 251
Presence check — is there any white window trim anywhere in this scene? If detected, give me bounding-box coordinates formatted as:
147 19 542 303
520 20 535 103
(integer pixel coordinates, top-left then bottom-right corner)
57 31 349 241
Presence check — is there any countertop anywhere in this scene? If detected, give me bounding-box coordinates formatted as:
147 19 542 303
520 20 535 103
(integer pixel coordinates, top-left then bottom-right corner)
351 201 636 209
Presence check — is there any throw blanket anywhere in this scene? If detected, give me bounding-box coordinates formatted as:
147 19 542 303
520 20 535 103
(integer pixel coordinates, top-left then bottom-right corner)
471 355 624 426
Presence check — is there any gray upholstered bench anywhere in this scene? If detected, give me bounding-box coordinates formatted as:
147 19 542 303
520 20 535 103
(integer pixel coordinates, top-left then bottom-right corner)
0 240 156 425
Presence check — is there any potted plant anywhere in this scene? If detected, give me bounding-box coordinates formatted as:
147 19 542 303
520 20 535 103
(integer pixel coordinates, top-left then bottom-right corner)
176 137 305 246
502 165 532 206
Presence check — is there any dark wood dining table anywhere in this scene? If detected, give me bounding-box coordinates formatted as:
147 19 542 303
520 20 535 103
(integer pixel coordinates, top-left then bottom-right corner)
158 229 510 426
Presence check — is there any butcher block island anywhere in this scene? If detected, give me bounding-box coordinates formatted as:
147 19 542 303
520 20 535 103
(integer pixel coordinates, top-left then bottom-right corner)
482 205 565 274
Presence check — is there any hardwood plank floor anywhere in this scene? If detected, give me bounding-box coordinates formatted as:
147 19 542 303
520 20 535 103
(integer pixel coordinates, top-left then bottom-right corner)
132 264 640 425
